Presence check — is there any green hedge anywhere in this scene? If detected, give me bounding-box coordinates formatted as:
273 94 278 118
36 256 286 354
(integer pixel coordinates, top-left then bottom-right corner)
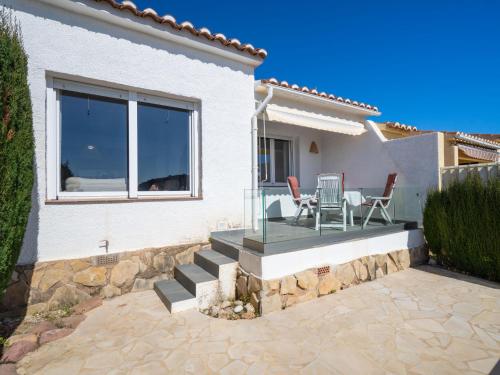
424 173 500 281
0 10 34 298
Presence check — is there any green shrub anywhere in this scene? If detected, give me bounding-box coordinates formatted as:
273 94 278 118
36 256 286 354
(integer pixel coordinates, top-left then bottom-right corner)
424 173 500 281
0 10 34 298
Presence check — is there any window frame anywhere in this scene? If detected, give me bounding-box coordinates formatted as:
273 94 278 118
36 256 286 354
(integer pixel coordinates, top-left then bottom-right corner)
258 135 294 187
47 78 199 200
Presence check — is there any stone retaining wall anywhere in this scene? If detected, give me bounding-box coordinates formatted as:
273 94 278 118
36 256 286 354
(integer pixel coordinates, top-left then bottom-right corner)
236 245 429 315
1 242 207 313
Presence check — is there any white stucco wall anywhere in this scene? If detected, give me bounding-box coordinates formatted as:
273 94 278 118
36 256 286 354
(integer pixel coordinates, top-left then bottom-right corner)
7 0 256 263
321 121 440 192
383 131 441 191
321 122 400 189
320 121 440 222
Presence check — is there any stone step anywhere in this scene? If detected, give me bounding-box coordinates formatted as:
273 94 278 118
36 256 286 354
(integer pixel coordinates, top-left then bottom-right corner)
174 264 219 309
194 249 237 278
153 279 196 313
195 249 239 300
210 238 240 261
174 264 218 295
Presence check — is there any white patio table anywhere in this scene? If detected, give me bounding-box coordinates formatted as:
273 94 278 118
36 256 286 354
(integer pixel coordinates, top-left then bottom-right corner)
343 189 365 226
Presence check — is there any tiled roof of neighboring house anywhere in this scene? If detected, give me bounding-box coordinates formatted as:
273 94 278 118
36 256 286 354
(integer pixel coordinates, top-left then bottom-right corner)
386 123 500 148
454 132 500 149
261 78 380 113
93 0 267 59
468 133 500 143
385 121 418 132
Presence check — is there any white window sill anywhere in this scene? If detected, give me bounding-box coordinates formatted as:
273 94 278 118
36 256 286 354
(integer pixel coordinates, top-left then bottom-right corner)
46 195 202 205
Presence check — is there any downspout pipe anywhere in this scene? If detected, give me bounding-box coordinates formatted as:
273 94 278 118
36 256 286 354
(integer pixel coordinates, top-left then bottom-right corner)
251 86 273 230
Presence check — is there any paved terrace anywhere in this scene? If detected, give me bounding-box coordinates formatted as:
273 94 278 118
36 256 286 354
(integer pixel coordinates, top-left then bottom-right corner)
17 266 500 375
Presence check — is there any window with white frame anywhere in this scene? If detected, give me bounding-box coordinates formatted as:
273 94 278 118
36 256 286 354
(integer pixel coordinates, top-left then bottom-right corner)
48 79 199 199
258 136 293 185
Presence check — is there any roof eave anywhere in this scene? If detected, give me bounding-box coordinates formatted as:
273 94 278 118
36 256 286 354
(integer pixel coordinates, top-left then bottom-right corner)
256 82 381 117
454 132 500 150
41 0 265 67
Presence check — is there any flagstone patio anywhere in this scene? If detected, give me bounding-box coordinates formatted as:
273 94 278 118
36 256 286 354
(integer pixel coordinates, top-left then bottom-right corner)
16 266 500 375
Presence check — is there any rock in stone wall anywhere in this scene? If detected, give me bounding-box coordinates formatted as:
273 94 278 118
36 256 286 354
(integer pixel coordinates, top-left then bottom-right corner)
236 245 429 315
1 242 208 313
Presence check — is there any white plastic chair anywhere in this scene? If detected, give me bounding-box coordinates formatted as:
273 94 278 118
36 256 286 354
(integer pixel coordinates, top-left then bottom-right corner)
315 173 346 231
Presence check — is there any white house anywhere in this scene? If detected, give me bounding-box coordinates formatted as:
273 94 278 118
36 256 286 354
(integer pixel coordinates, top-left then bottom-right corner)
3 0 435 313
7 0 267 264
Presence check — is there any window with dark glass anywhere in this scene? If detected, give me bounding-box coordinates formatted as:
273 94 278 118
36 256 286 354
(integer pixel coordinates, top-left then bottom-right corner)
258 137 292 185
138 103 190 192
59 91 128 192
274 139 290 183
258 138 271 183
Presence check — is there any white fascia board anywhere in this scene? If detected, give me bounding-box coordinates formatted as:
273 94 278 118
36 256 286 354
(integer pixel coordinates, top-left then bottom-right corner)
255 82 381 118
39 0 264 67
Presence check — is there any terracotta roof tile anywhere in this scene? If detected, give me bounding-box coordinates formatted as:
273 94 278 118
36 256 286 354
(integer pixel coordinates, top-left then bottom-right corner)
261 78 379 113
93 0 267 59
385 121 418 132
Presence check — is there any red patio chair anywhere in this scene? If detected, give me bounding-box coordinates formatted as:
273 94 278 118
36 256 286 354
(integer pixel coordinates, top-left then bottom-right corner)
362 173 398 228
287 176 317 223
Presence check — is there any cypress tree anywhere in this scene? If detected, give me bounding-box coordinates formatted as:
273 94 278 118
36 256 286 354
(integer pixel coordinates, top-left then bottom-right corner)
424 174 500 281
0 9 34 298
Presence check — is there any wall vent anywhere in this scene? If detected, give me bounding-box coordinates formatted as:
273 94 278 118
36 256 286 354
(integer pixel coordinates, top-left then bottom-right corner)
317 266 330 277
92 253 119 266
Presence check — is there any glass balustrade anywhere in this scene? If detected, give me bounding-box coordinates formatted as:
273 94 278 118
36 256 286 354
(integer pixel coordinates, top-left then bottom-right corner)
243 186 423 246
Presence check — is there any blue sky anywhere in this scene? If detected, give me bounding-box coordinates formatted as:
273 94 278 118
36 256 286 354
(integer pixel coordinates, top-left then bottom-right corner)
133 0 500 134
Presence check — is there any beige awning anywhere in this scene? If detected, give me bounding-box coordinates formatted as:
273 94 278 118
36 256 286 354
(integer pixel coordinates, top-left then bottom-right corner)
458 144 499 162
265 104 366 135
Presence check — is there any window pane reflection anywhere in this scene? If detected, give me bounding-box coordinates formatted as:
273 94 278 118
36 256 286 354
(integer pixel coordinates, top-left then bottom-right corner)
138 103 190 192
60 91 128 192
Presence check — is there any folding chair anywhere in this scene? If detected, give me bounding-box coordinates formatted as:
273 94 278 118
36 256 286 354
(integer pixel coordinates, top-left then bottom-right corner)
316 173 346 231
362 173 398 228
287 176 317 223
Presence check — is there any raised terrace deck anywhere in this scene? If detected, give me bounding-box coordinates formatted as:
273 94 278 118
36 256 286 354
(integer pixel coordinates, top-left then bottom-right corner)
211 222 425 280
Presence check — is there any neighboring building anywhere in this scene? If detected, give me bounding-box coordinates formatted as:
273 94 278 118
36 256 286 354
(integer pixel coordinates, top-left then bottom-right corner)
377 122 500 166
445 132 500 165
